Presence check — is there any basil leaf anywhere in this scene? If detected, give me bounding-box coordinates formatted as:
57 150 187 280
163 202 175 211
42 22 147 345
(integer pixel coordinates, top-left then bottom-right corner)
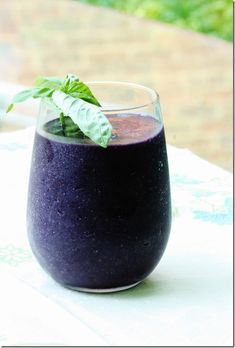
12 87 54 103
62 116 85 138
35 76 64 89
52 90 112 148
6 103 14 113
6 87 54 112
61 78 101 107
44 116 85 138
60 74 79 92
69 91 101 106
32 87 54 98
65 81 101 106
12 89 37 103
65 74 80 83
5 74 110 148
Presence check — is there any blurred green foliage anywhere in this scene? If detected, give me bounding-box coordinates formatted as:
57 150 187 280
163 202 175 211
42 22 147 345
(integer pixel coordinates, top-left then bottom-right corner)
78 0 232 41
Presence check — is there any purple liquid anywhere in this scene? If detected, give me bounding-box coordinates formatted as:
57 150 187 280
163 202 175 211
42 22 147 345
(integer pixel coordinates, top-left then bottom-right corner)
27 114 171 289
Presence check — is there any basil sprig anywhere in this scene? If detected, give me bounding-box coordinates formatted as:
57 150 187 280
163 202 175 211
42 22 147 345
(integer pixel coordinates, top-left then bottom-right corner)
6 74 112 148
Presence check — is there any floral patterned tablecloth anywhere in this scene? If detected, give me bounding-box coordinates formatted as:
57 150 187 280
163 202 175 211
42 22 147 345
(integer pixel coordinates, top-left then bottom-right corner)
0 127 233 346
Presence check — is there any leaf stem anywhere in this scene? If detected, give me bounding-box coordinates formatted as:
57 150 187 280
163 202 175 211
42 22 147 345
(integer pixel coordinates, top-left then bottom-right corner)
60 112 66 136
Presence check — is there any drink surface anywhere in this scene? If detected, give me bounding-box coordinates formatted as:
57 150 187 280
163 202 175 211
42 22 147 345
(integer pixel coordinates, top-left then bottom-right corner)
109 114 160 144
27 114 171 289
42 114 161 145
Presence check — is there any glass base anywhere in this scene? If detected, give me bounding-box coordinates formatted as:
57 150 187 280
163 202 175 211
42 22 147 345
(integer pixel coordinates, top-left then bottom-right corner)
66 281 141 293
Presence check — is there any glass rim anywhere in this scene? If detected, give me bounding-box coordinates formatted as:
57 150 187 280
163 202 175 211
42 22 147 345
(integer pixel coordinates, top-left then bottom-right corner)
85 80 160 112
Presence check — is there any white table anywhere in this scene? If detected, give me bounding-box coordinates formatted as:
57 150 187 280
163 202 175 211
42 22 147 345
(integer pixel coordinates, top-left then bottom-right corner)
0 127 233 346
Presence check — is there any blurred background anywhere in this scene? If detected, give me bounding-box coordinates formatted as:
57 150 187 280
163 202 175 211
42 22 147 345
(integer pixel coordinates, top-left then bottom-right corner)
80 0 232 41
0 0 233 171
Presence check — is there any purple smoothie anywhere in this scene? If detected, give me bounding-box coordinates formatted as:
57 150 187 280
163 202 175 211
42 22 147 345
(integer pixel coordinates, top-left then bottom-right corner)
27 114 171 289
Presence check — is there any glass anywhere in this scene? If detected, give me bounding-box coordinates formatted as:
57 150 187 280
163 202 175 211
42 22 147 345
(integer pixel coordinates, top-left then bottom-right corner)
27 81 171 293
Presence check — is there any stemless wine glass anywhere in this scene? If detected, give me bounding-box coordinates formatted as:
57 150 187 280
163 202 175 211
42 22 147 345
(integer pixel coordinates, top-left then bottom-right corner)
27 81 171 293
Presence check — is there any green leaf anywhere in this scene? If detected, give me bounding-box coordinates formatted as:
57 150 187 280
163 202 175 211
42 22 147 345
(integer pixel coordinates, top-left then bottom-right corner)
66 73 80 83
6 103 14 113
62 80 101 106
70 91 101 106
60 74 79 93
12 87 54 102
44 116 85 138
4 74 105 145
62 117 84 138
35 76 64 89
5 87 54 114
52 90 112 147
12 89 36 103
32 87 54 98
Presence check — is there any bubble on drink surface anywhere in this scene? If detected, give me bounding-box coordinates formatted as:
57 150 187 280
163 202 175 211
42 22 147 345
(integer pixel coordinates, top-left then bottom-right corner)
111 133 118 140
